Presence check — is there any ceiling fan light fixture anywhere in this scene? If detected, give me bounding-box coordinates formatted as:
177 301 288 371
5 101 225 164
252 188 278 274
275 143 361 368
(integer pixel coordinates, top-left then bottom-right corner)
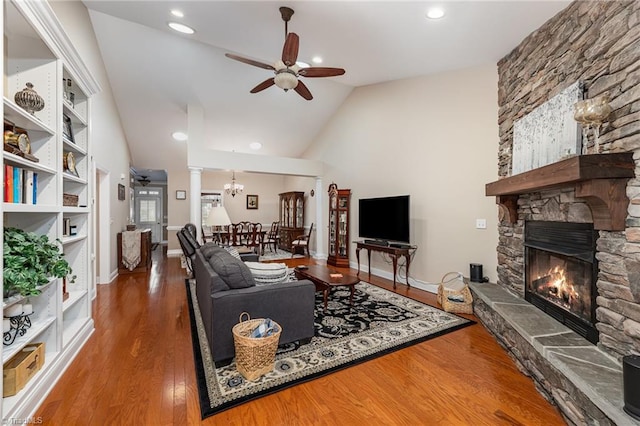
274 71 298 91
168 22 195 34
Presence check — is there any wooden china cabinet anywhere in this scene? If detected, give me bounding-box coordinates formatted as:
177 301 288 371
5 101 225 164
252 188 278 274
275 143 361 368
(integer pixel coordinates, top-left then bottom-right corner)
327 186 351 267
278 191 305 250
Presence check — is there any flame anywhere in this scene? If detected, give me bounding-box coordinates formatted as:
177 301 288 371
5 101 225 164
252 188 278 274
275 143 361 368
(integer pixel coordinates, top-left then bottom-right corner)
539 266 580 307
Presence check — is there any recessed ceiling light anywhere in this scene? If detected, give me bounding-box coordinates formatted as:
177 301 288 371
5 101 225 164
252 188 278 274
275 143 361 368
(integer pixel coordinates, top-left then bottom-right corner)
249 142 262 150
312 56 323 64
296 61 310 69
426 7 445 20
168 22 195 34
170 9 184 18
172 131 188 141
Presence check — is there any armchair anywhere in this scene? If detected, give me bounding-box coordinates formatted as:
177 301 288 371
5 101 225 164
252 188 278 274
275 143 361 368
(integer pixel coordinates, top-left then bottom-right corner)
291 223 313 257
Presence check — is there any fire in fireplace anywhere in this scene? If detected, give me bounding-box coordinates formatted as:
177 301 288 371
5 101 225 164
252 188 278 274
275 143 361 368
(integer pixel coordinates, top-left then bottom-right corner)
524 221 599 344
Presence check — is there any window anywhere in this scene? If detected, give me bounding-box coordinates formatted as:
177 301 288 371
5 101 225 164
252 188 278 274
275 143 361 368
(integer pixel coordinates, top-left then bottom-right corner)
139 199 157 222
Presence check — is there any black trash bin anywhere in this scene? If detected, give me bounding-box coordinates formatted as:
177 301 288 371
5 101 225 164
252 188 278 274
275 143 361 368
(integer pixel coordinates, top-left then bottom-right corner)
623 355 640 421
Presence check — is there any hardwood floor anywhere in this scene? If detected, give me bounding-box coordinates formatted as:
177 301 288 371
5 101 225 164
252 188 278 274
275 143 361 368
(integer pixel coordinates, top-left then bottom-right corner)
35 250 566 425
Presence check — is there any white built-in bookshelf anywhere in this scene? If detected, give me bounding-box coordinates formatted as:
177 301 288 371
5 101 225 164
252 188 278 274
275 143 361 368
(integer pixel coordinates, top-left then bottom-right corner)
2 0 100 420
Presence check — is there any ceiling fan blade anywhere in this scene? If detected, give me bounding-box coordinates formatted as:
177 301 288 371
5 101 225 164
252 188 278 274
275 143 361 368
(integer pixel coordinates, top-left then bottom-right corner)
282 32 299 66
294 80 313 101
298 67 346 78
250 78 276 93
225 53 275 71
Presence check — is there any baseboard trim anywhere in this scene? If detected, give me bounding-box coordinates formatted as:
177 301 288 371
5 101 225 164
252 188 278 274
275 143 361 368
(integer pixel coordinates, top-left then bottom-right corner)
349 261 438 294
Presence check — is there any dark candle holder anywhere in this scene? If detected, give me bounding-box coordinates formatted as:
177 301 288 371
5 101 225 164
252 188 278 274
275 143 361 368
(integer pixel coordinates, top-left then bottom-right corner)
3 313 34 346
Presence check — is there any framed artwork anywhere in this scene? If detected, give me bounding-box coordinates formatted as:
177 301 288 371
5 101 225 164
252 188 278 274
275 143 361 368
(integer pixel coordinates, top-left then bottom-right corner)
246 194 258 210
176 190 187 200
118 184 125 201
62 114 74 143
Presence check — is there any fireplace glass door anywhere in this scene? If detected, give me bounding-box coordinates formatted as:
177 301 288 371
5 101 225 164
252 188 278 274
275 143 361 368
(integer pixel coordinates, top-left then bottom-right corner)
527 248 593 324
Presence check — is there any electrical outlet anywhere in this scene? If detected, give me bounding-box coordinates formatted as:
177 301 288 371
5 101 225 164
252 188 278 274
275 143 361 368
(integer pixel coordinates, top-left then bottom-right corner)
476 219 487 229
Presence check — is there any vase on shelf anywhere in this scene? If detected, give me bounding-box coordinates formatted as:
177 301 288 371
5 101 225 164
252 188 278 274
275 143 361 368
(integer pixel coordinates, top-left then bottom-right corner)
14 82 45 115
574 92 612 154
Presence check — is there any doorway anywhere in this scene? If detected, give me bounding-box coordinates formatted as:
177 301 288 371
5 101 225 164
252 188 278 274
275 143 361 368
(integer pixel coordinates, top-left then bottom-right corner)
95 166 111 287
135 186 164 244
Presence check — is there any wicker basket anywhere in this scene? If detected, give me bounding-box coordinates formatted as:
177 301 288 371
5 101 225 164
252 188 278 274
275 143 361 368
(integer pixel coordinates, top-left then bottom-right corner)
232 313 282 381
63 193 79 207
437 272 474 314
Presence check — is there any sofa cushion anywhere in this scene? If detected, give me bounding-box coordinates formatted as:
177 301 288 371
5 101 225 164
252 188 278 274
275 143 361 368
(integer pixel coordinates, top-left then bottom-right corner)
200 242 226 260
223 246 242 260
209 251 255 289
244 262 289 286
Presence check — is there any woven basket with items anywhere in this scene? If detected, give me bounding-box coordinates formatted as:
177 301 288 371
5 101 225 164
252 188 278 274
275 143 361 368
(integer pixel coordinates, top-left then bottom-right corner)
232 312 282 381
437 272 474 314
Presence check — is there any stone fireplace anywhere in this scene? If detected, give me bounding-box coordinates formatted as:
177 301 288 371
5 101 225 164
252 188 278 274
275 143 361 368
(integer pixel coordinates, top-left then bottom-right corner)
524 221 599 344
474 1 640 424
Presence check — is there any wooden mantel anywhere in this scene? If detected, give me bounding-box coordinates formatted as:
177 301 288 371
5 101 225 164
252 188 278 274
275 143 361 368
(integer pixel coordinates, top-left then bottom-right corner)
486 153 635 231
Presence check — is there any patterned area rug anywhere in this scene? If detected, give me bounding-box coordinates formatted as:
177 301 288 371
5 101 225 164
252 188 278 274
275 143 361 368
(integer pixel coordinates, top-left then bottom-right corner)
258 248 304 261
185 279 474 419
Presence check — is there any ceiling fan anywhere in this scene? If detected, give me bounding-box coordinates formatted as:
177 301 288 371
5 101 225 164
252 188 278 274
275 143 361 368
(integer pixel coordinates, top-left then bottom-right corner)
137 175 150 186
225 6 345 101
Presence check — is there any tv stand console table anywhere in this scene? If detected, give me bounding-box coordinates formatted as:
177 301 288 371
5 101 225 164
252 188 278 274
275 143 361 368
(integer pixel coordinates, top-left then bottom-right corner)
355 242 416 289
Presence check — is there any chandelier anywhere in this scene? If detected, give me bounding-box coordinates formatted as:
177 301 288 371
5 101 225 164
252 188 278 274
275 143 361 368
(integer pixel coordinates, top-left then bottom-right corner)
224 171 244 197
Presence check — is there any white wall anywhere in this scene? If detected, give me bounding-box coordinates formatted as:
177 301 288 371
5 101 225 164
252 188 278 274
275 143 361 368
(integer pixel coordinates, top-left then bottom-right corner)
50 1 132 276
304 64 500 284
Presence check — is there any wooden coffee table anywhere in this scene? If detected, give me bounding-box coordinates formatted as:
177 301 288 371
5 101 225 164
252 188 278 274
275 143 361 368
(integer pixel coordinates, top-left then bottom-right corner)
294 265 360 312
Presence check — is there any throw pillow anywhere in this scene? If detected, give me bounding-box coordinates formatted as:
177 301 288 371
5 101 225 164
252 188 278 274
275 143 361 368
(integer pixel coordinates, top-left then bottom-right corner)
208 252 255 289
244 262 289 286
200 242 226 260
223 246 241 260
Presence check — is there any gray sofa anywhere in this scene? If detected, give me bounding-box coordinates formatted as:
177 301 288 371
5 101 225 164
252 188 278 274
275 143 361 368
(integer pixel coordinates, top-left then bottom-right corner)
192 243 316 366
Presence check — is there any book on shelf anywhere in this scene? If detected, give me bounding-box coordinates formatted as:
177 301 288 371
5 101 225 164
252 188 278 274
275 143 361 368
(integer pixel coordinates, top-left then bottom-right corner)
3 166 38 205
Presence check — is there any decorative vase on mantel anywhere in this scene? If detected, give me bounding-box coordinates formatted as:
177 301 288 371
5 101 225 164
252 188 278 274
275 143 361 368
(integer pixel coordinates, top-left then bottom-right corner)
14 82 45 115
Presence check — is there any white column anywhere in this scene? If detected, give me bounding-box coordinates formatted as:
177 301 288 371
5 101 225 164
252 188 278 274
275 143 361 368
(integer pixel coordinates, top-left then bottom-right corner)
189 167 203 242
314 177 326 259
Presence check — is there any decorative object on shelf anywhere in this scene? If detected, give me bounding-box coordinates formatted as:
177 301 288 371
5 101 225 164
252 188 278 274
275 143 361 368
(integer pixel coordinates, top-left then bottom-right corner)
3 312 34 346
118 183 126 201
574 92 611 154
63 151 78 176
62 113 74 143
3 342 45 397
246 194 258 209
3 123 39 162
69 225 78 236
3 227 76 298
63 78 75 107
310 189 314 197
63 193 79 207
224 171 244 197
176 190 187 200
14 82 45 115
62 277 69 302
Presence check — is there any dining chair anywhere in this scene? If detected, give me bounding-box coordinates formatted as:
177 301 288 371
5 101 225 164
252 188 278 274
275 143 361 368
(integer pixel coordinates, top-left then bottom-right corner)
229 223 244 246
291 223 313 257
262 221 280 254
245 222 263 253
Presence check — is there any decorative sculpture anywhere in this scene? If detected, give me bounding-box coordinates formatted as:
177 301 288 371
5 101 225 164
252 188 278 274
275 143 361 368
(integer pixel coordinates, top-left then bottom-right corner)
574 93 611 154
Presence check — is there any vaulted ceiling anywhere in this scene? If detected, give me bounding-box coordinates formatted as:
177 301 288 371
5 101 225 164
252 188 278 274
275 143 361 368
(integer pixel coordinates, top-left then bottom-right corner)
83 1 570 173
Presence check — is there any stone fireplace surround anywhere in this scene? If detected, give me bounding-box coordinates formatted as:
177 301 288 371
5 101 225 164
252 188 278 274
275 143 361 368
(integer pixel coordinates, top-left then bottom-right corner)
475 1 640 425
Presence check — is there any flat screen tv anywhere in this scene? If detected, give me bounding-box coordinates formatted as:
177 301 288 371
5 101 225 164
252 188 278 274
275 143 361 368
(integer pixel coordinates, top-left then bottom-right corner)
358 195 410 243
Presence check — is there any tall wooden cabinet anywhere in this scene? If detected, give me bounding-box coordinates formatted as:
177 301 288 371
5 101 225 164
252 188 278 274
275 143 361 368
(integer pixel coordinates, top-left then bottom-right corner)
2 1 99 419
327 187 351 267
278 191 304 250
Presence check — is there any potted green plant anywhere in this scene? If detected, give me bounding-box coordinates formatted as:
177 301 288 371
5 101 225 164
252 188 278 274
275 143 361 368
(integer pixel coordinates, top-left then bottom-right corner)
3 227 76 298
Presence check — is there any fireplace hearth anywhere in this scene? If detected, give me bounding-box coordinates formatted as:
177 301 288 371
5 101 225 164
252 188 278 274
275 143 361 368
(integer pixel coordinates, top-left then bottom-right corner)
524 221 599 344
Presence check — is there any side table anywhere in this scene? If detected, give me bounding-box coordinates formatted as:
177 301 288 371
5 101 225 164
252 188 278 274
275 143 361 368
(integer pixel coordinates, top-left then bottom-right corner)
355 242 416 289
